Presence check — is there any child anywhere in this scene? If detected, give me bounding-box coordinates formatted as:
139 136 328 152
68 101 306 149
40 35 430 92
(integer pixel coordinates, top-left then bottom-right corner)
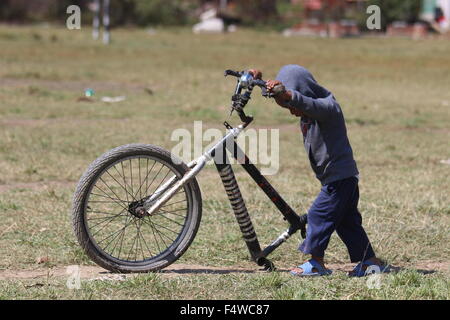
249 65 384 277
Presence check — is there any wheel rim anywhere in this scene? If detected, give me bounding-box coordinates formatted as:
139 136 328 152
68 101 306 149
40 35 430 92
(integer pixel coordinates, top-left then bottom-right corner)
83 155 192 265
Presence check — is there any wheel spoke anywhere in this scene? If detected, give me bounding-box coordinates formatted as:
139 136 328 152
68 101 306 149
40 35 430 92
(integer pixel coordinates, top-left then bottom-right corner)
133 159 157 201
120 161 130 203
107 167 137 202
146 215 163 254
143 216 173 247
160 199 187 208
82 153 194 266
97 177 129 209
143 163 164 198
147 168 171 199
150 220 180 236
127 219 139 261
90 209 127 237
93 183 128 206
156 213 185 227
157 207 188 215
109 214 130 257
137 220 153 259
97 216 135 248
129 159 134 198
138 159 142 199
90 190 127 206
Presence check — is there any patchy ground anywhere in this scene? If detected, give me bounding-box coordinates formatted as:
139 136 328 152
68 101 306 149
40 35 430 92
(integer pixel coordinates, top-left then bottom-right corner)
1 261 448 281
0 26 449 300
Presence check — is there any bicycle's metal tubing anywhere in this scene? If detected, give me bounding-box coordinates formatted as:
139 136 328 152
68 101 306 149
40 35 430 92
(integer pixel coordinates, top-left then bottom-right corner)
144 122 306 264
229 141 306 230
224 140 307 263
144 124 246 215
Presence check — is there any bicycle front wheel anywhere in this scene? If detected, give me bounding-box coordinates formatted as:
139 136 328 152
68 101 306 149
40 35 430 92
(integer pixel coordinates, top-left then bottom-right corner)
72 144 202 273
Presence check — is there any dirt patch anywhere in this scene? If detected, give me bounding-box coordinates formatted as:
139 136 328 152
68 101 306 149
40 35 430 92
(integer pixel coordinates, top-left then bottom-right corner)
409 261 450 273
0 264 259 281
0 261 448 281
0 118 132 128
0 180 76 193
0 78 152 93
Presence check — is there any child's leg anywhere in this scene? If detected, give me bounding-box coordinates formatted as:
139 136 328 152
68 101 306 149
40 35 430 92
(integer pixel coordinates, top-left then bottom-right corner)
299 177 358 258
335 183 376 263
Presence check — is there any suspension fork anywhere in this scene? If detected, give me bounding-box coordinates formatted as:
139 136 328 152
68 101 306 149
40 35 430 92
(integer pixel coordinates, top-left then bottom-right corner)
215 161 263 263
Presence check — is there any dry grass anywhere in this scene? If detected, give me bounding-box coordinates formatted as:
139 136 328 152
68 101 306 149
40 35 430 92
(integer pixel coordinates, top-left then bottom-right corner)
0 25 449 299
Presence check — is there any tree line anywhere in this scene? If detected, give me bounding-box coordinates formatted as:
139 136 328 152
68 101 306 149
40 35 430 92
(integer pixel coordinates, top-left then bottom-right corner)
0 0 423 30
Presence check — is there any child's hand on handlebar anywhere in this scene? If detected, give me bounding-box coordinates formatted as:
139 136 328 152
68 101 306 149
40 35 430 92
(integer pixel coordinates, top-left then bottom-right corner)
266 79 292 108
266 80 284 93
248 69 262 79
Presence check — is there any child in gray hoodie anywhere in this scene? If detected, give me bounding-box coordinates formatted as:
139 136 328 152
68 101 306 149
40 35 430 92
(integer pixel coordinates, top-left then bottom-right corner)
250 65 385 277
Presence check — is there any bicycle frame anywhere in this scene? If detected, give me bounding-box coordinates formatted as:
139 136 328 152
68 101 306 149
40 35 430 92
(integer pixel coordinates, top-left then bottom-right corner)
143 120 307 271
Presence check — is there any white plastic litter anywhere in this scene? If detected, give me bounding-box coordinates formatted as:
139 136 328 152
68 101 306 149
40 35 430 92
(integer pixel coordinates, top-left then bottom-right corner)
101 96 126 103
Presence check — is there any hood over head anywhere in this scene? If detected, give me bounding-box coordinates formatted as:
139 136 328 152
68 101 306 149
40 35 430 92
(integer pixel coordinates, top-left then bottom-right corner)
276 64 330 99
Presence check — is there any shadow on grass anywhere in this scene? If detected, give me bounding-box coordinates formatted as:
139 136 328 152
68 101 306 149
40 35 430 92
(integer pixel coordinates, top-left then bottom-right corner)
387 265 437 275
157 264 441 276
160 268 261 275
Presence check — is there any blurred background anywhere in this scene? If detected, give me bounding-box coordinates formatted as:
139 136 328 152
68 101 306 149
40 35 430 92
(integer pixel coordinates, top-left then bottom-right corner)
0 0 449 38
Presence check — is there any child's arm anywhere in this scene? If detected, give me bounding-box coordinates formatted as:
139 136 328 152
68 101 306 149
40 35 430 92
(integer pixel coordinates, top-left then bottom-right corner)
266 80 340 121
288 89 340 121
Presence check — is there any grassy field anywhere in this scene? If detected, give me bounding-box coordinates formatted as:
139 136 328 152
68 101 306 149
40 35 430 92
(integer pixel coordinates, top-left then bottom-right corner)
0 25 449 300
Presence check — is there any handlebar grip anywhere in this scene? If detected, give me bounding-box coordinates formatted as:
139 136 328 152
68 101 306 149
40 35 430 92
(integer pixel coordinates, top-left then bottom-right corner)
224 69 242 77
250 79 268 96
251 79 267 88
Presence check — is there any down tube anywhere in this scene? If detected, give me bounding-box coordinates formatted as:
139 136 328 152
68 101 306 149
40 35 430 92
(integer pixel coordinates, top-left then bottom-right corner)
227 141 305 230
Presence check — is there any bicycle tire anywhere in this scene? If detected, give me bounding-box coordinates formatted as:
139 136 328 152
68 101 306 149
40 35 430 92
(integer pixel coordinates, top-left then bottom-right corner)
72 143 202 273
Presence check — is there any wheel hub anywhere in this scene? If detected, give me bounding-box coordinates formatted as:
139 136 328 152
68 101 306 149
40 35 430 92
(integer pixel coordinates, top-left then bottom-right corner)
128 200 148 218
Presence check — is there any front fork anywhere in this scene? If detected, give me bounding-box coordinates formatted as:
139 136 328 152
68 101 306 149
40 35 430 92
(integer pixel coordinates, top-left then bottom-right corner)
215 162 264 264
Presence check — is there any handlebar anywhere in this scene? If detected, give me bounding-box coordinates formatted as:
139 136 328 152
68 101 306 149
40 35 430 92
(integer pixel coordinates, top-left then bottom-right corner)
224 69 268 96
224 69 242 78
252 79 268 95
224 69 287 125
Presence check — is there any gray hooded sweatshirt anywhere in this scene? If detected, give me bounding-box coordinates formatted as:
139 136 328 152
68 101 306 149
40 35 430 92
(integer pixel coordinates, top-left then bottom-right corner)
276 64 358 185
